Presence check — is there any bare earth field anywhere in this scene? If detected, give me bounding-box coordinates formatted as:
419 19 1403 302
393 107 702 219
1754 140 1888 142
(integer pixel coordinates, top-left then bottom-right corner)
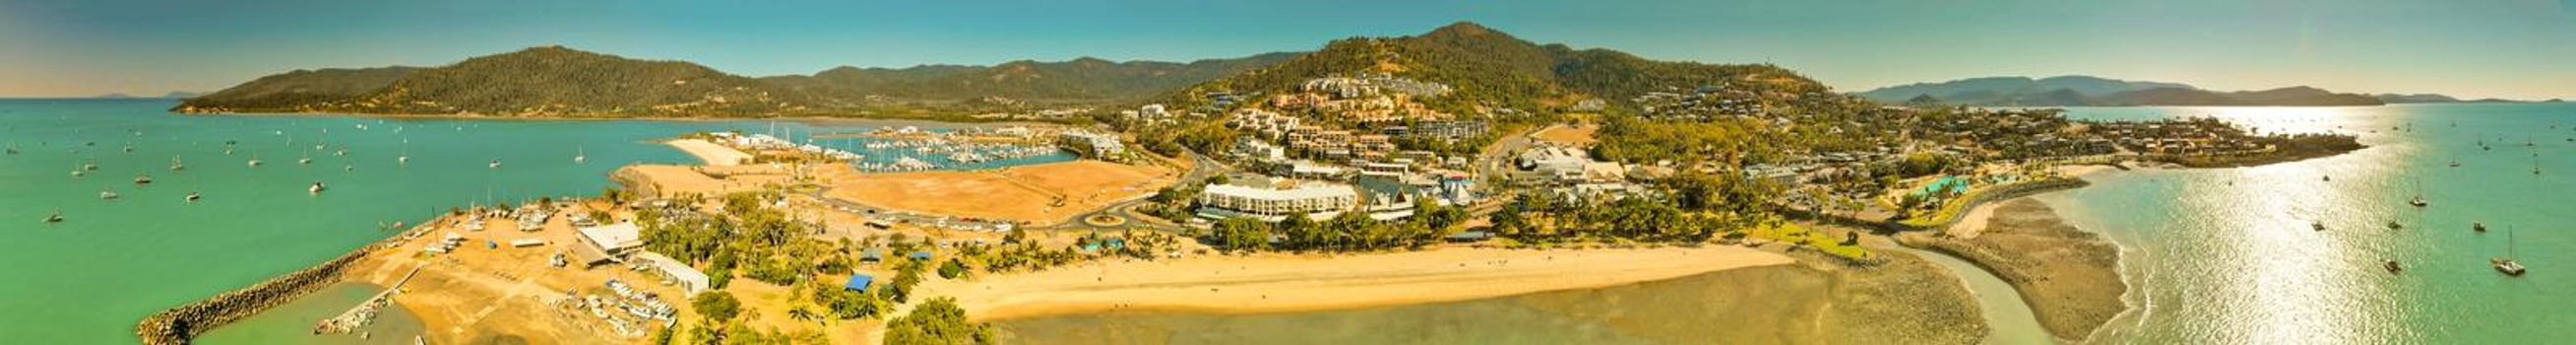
819 161 1173 225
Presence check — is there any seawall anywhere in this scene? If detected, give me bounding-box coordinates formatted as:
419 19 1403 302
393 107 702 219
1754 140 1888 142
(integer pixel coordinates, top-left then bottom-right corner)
132 238 391 344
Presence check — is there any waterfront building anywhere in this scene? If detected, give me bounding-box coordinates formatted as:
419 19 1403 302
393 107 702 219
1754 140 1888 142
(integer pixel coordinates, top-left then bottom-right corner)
1058 130 1125 158
572 223 644 265
1195 178 1360 221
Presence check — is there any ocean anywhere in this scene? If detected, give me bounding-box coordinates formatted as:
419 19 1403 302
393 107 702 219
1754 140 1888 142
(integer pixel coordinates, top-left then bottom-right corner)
0 99 1068 343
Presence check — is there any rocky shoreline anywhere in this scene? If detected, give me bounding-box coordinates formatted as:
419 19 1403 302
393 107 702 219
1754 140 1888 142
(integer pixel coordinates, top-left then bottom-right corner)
133 247 376 345
1903 198 2127 342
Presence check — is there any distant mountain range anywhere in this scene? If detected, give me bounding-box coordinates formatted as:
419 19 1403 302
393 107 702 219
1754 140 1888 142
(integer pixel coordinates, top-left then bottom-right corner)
1856 76 2524 106
179 22 1824 118
94 92 206 99
178 46 1294 117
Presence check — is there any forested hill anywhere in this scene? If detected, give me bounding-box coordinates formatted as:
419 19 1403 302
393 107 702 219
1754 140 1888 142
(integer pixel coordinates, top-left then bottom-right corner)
179 46 1298 117
763 53 1299 105
1169 22 1828 113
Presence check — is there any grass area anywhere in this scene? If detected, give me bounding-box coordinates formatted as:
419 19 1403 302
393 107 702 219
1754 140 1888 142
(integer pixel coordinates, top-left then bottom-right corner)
1742 223 1872 259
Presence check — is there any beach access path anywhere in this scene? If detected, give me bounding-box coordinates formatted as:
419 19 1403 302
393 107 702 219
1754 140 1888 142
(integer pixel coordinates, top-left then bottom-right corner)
921 245 1795 321
667 139 750 166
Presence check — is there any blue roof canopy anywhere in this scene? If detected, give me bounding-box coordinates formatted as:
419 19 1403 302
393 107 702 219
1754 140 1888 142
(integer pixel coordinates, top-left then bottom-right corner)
845 274 875 292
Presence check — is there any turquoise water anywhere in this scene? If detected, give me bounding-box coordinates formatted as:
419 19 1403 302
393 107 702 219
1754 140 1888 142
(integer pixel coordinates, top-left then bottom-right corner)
0 99 1066 343
2039 104 2576 343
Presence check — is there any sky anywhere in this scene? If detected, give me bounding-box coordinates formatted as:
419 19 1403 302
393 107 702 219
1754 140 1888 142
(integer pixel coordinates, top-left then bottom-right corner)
2 0 2570 100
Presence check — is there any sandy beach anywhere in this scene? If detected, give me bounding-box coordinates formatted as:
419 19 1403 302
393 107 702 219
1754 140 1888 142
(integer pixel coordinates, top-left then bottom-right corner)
924 246 1796 321
1917 198 2127 342
666 139 750 166
984 247 1991 345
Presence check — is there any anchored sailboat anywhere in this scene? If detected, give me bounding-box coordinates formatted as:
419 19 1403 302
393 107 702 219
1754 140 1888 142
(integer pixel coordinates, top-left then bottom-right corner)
574 146 587 164
2494 227 2528 276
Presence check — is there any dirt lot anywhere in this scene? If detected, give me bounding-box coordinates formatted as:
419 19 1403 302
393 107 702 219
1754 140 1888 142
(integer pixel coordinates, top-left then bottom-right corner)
819 161 1173 225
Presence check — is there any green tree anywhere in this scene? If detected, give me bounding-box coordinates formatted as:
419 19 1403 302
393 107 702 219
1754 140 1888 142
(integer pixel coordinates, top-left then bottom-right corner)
883 298 993 345
694 291 742 322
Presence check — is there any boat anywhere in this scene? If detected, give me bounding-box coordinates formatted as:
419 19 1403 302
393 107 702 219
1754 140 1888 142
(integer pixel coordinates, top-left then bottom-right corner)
489 159 501 169
398 155 409 165
82 163 96 171
2474 221 2487 233
43 211 63 223
2311 221 2326 232
2386 221 2403 230
6 146 18 155
574 146 587 164
2384 260 2403 274
2495 227 2528 277
134 173 152 184
186 192 201 202
99 190 118 199
2409 177 2428 207
298 157 313 165
170 156 185 171
309 181 327 194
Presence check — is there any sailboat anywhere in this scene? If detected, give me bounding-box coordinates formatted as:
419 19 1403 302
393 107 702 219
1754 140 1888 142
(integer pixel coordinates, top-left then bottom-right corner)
170 156 185 171
2474 221 2488 233
309 181 327 194
489 159 501 169
2409 177 2428 207
134 173 152 184
574 146 587 164
186 191 202 202
98 190 118 199
2494 227 2528 276
42 210 64 223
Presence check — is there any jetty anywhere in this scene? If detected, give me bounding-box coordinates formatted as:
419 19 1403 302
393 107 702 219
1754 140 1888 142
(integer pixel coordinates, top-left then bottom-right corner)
313 265 423 334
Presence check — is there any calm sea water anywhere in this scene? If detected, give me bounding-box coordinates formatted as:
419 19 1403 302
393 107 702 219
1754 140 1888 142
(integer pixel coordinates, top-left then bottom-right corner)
0 99 1068 344
2044 104 2576 344
992 104 2576 344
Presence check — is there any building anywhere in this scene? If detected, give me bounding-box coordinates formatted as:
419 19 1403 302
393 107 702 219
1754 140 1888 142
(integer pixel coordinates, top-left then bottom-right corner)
1196 178 1360 221
844 274 875 293
632 251 710 296
1058 130 1125 158
1517 146 1593 181
572 223 644 266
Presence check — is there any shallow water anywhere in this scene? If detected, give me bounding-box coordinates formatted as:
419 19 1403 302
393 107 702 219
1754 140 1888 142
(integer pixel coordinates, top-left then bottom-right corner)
0 99 1066 343
2042 104 2576 343
194 283 426 345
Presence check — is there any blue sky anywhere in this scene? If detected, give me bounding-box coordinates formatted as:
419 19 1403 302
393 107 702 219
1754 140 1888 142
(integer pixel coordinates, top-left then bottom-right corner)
2 0 2569 100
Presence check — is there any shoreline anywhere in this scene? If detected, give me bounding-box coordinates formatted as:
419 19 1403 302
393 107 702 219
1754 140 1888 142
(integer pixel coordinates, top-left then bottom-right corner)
169 108 1073 127
929 245 1797 321
1904 197 2128 342
971 245 1991 345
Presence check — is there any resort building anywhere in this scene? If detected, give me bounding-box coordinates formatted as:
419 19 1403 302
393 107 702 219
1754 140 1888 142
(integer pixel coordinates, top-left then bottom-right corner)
1058 130 1125 158
1196 178 1361 221
572 223 645 266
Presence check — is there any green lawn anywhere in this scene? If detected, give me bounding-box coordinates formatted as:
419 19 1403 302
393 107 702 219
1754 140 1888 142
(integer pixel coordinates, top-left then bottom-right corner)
1743 223 1872 259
